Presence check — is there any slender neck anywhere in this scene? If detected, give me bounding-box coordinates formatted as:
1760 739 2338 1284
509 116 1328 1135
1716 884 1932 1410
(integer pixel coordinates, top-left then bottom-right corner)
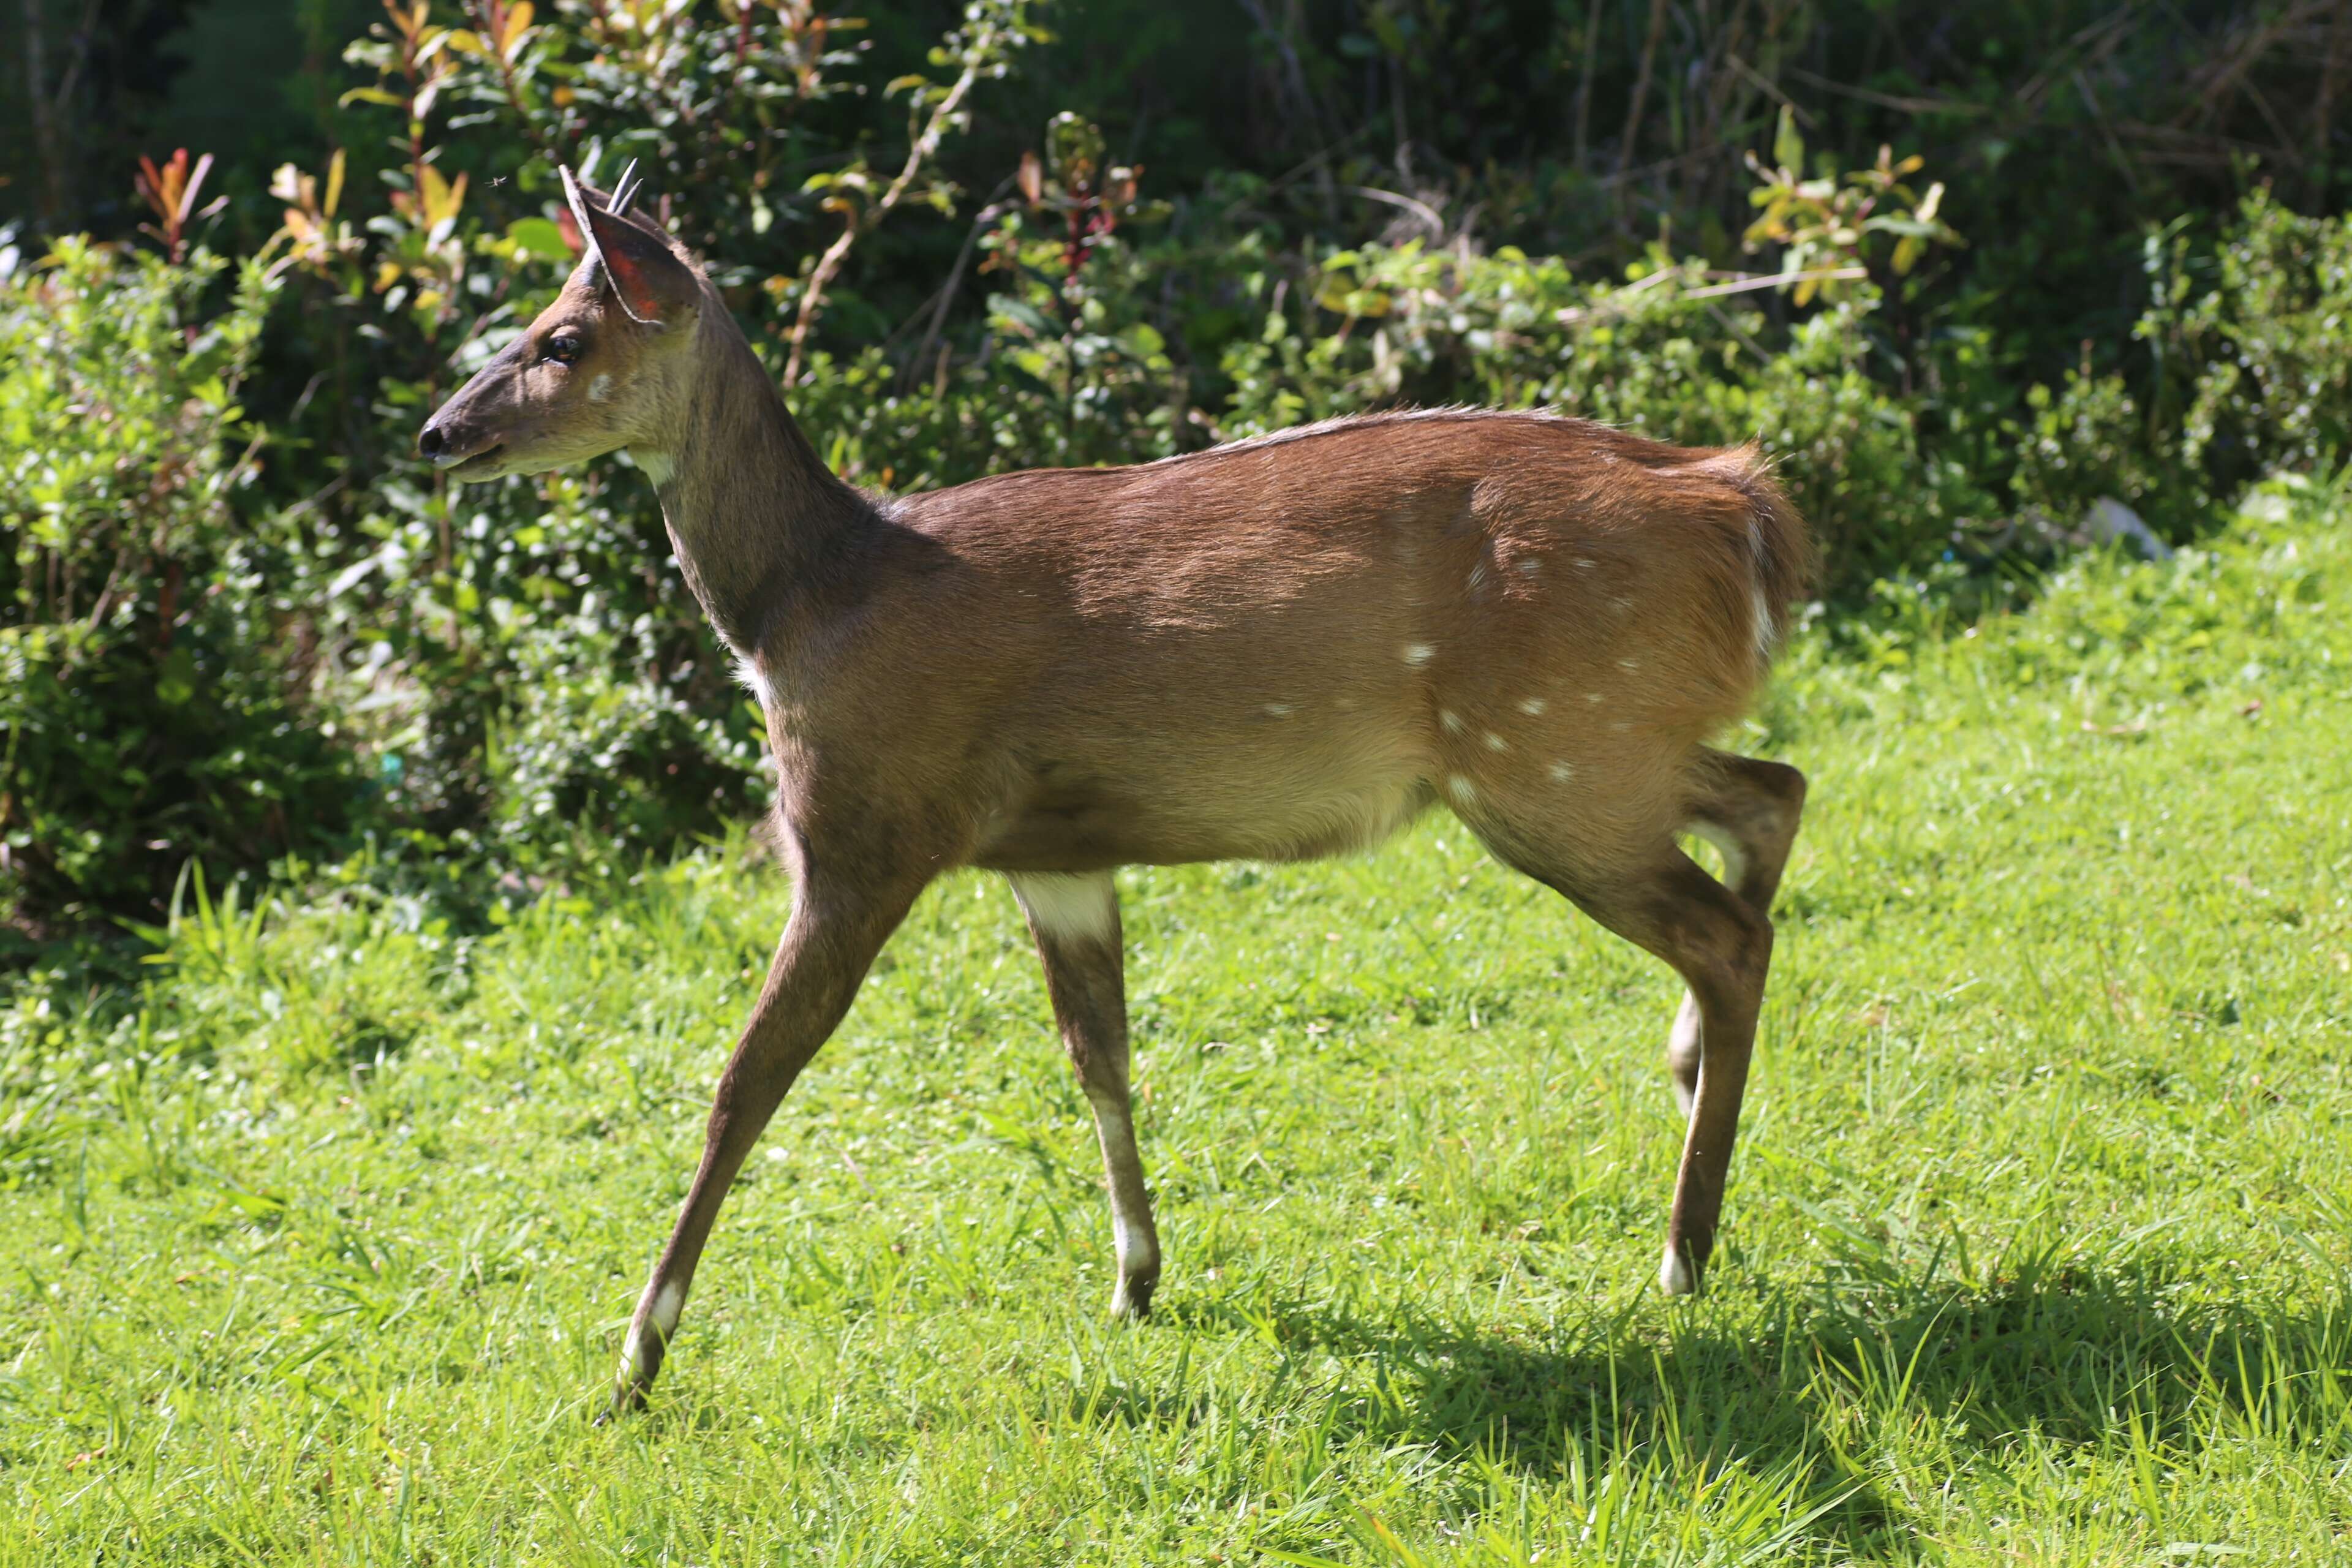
638 306 867 652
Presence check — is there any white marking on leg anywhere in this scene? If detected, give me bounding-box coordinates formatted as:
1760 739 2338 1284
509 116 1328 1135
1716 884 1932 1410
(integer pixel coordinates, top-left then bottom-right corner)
1007 870 1118 946
1518 696 1547 715
1659 1248 1695 1295
1403 643 1435 666
620 1280 685 1382
1447 775 1477 805
632 449 674 486
1689 821 1749 889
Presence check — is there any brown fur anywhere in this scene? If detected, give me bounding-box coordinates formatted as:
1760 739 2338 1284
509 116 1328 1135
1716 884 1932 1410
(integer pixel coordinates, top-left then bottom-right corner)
418 182 1813 1419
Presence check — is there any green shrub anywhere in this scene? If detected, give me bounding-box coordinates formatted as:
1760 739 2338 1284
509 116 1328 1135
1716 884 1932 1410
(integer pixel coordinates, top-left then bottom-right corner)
2015 191 2352 539
0 241 362 936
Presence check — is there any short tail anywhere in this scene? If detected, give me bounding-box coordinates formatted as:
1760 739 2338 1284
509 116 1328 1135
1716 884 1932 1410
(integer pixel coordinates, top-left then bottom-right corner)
1711 443 1813 663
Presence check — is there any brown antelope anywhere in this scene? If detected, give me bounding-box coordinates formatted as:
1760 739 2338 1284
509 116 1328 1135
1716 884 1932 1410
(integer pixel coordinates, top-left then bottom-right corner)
418 168 1810 1419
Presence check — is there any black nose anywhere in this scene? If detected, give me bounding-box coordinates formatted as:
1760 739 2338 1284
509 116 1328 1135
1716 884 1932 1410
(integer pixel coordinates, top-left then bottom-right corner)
418 423 447 460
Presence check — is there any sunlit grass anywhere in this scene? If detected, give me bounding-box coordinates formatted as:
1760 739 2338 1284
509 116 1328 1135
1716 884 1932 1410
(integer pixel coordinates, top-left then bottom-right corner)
4 478 2351 1562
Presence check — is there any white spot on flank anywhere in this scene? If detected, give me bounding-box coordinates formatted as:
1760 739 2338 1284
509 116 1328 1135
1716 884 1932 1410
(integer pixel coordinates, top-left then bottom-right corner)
1483 732 1508 752
1517 557 1542 576
1549 761 1575 782
633 449 675 486
1619 657 1641 671
1264 702 1294 718
1007 870 1119 946
1574 557 1597 571
1585 692 1604 704
589 372 614 402
1403 643 1436 667
1611 596 1633 612
1518 696 1547 715
1447 775 1477 805
1439 709 1465 734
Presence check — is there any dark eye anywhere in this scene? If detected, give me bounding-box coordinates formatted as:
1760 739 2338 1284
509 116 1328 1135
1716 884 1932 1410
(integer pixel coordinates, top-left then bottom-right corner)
546 330 583 365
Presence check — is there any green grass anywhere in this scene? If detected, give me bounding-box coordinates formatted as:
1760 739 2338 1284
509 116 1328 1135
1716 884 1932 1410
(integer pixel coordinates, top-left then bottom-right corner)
6 478 2352 1564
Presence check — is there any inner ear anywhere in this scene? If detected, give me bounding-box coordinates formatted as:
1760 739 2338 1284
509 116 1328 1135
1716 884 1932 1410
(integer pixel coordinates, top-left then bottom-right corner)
561 166 699 328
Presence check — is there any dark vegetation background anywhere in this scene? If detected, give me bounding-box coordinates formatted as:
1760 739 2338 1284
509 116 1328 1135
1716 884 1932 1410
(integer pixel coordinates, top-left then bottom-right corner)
4 0 2351 952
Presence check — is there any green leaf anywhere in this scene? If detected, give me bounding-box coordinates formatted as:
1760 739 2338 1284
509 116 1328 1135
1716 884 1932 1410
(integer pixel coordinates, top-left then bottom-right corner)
1772 105 1804 173
505 217 568 260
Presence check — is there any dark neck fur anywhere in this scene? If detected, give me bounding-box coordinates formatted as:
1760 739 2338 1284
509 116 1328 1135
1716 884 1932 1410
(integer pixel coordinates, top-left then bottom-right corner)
644 306 869 652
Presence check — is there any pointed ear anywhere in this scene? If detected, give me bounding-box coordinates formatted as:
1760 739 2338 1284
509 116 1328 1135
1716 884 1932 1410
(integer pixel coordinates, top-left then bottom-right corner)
560 165 698 327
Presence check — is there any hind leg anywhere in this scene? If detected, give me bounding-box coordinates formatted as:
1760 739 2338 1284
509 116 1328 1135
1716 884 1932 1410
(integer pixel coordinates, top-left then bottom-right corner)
1006 870 1161 1317
1482 826 1776 1299
1666 752 1805 1118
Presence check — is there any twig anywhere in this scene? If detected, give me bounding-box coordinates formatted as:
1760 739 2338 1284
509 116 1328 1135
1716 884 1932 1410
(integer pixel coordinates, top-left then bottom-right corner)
1726 53 1815 127
1553 266 1864 328
1680 266 1866 298
897 190 1012 396
783 39 994 386
1571 0 1602 169
1342 184 1445 239
1615 0 1671 211
1782 64 1992 119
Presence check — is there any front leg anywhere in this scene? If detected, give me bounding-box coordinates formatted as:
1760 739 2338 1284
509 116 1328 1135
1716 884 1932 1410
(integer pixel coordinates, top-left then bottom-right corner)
604 858 927 1420
1007 871 1161 1317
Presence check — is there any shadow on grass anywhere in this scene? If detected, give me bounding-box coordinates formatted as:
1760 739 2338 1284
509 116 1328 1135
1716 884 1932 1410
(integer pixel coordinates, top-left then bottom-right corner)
1137 1257 2352 1551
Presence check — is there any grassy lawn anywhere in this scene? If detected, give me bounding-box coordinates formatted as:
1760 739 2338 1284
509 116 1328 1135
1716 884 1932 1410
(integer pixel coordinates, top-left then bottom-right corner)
5 480 2351 1564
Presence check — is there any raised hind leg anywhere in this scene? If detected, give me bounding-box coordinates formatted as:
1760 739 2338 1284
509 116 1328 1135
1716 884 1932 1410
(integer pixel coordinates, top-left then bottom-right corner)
1480 824 1776 1300
1667 751 1805 1118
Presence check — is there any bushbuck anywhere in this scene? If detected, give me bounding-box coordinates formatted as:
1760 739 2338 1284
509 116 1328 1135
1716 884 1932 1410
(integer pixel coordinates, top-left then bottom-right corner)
418 168 1811 1419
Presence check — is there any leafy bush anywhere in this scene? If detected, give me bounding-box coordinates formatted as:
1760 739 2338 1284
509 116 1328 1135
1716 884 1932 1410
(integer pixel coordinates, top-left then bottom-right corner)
11 0 2352 948
2015 191 2352 540
0 241 363 937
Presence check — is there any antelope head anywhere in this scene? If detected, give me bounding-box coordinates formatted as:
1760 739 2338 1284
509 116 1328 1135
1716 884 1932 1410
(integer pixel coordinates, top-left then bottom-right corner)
417 165 706 484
